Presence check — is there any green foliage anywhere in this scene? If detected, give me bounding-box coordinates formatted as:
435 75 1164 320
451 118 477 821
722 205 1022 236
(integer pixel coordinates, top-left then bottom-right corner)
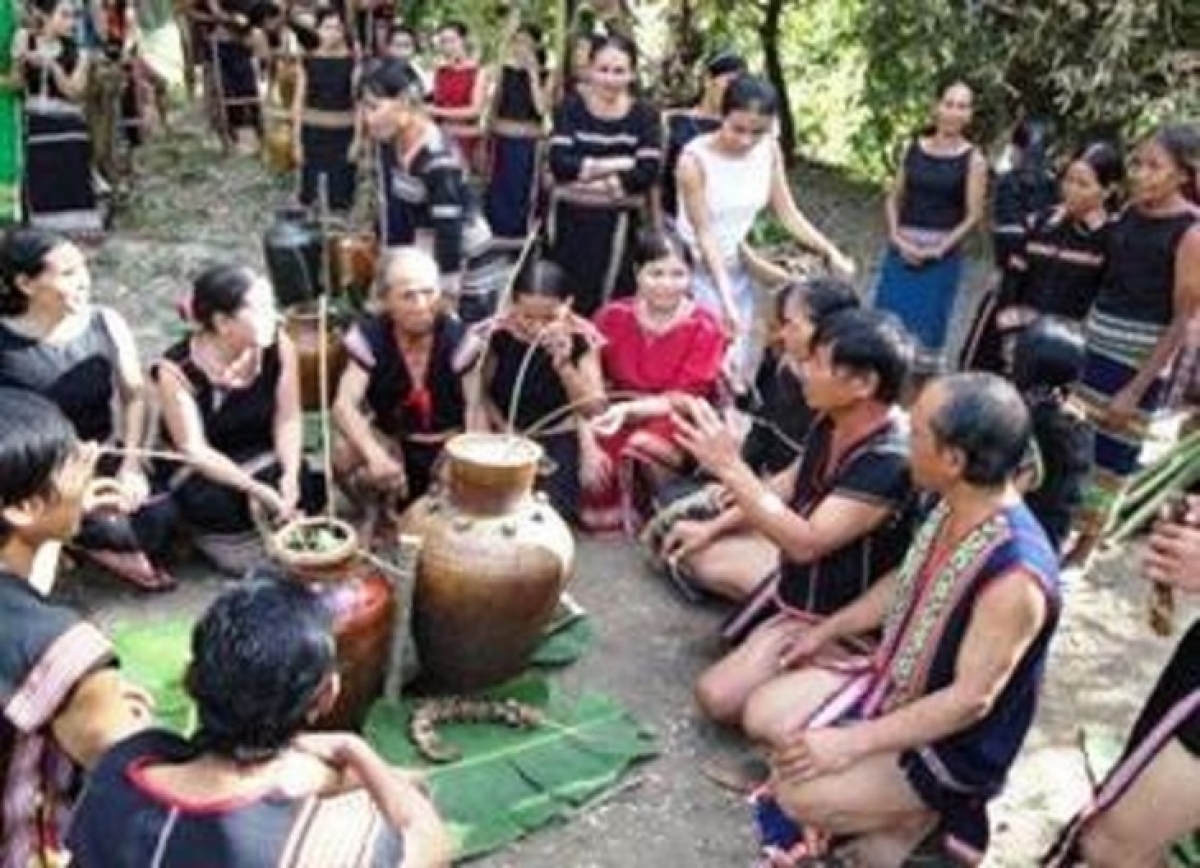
853 0 1198 177
111 618 196 735
365 674 657 859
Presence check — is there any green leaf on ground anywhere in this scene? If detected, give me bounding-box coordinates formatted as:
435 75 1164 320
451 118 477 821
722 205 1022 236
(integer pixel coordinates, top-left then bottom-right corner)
364 673 657 860
111 617 196 735
530 614 594 667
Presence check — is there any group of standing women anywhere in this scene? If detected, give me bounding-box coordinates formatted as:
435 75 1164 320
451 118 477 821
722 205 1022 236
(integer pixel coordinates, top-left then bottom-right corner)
872 76 1200 562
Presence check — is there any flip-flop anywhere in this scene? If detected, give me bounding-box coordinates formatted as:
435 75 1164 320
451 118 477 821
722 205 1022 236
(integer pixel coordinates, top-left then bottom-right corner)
700 755 769 794
81 549 178 592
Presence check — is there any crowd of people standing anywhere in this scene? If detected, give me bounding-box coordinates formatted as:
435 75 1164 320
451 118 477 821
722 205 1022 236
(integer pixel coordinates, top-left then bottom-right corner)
0 0 1197 865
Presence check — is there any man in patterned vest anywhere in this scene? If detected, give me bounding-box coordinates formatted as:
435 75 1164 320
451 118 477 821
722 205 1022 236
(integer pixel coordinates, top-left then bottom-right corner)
0 389 151 867
750 373 1062 865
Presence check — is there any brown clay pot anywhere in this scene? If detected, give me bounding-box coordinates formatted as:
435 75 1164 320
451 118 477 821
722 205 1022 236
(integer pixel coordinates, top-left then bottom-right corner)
399 433 575 693
327 231 378 297
273 519 397 730
284 302 346 411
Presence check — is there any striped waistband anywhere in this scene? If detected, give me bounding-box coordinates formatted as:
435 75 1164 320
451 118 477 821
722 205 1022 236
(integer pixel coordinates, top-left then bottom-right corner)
489 119 544 138
552 186 644 210
26 97 82 117
1086 309 1167 362
302 108 355 128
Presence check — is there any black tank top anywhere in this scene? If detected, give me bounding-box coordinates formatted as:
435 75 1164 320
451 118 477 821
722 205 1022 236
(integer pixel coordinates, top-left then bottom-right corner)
156 338 282 457
0 309 118 442
303 55 355 113
493 66 542 124
898 141 973 231
1094 207 1198 326
22 37 79 101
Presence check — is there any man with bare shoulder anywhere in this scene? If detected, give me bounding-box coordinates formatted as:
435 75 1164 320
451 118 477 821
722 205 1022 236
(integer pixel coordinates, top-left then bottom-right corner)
0 388 151 867
749 373 1061 865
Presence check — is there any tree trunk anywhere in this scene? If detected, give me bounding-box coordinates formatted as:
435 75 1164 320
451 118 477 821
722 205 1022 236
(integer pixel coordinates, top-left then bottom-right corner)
759 0 796 164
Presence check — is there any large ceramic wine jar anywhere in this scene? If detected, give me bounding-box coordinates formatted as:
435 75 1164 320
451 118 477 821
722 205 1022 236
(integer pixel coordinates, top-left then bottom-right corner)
273 518 396 730
400 433 575 692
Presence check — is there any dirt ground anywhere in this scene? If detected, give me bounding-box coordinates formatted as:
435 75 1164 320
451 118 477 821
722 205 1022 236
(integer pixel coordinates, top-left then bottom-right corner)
65 90 1198 866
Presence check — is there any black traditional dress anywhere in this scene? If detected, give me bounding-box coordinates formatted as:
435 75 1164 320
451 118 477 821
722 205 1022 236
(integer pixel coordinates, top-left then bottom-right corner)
484 64 545 247
481 312 602 525
342 311 466 506
0 309 176 564
383 124 503 323
153 337 324 569
22 36 101 236
298 53 356 211
546 93 662 315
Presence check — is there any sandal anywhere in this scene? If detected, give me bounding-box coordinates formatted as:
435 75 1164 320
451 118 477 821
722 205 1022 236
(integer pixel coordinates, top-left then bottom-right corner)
80 548 177 592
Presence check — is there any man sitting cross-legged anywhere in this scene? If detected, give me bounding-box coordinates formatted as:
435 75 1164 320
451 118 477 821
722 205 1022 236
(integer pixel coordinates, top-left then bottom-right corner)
751 373 1062 866
669 308 918 735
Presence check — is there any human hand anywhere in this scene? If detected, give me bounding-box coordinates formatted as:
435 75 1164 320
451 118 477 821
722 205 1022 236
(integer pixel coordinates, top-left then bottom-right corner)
292 138 303 165
579 438 614 491
672 395 742 475
1107 385 1141 423
589 405 627 438
777 625 831 669
292 730 367 767
279 472 301 515
772 726 866 783
540 322 574 368
825 248 856 279
895 239 928 268
365 450 406 492
256 484 293 522
116 467 150 512
1144 495 1200 594
661 518 714 561
346 138 361 163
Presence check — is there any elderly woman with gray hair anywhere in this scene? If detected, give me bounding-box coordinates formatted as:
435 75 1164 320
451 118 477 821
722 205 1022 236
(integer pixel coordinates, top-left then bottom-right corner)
332 247 471 535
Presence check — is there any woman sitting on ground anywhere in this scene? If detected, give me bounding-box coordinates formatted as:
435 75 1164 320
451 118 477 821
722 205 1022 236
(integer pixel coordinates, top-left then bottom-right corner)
468 257 605 525
0 228 175 589
153 263 324 574
333 247 468 538
66 575 451 867
642 277 860 596
739 277 861 477
581 228 726 534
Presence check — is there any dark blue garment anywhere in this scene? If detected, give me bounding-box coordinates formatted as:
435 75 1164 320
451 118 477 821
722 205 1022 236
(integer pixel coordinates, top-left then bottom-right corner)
898 502 1061 860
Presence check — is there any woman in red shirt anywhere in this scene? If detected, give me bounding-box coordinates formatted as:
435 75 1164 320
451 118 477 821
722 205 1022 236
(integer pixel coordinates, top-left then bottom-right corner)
582 228 727 533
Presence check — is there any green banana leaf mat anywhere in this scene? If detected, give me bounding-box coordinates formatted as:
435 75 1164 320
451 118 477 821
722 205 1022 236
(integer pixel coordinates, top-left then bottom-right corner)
111 611 657 862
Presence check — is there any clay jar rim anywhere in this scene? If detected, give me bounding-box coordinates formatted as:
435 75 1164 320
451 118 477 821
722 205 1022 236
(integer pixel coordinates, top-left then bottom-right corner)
443 432 543 515
271 515 360 573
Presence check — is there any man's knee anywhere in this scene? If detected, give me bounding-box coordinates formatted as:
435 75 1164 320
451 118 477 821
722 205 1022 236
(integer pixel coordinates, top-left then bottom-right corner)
742 685 792 747
776 779 840 830
694 669 743 726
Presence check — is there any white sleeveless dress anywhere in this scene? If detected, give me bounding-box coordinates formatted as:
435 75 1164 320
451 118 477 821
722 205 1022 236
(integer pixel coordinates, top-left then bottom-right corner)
675 132 774 383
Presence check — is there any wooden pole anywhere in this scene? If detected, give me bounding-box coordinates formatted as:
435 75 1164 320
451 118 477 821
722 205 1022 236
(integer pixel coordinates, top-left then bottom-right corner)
318 292 335 520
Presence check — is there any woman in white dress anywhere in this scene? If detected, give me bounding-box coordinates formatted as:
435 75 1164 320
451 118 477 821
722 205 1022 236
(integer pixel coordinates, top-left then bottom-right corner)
675 74 854 387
